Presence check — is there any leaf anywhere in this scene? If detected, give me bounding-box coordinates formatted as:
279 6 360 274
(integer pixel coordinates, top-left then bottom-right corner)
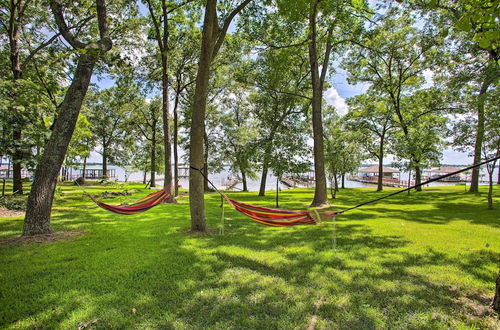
478 37 491 49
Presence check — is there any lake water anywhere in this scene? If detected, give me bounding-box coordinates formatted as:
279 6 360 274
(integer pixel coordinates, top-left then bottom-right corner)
109 165 498 191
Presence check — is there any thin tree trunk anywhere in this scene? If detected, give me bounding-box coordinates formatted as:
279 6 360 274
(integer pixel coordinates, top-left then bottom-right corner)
23 54 97 236
102 144 108 179
143 168 147 184
470 77 491 192
241 170 248 192
12 132 23 194
341 174 345 189
308 3 328 207
329 176 335 199
173 92 180 196
150 126 156 188
259 162 269 197
377 135 385 192
258 145 272 196
415 165 422 192
82 157 87 182
161 55 174 200
189 0 217 232
9 0 24 195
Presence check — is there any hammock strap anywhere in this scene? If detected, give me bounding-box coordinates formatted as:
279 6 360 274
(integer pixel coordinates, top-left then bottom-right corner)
337 155 500 214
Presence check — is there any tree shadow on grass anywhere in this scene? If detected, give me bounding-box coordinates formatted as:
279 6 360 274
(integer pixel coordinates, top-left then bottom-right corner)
1 188 499 328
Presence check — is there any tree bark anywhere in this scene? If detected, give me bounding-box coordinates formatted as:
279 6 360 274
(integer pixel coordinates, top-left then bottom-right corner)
23 54 97 236
493 269 500 312
258 140 274 196
189 0 217 232
150 123 156 188
82 156 87 182
415 165 422 191
377 135 385 192
161 54 174 200
469 74 492 192
203 131 210 192
189 0 250 231
241 170 248 192
102 144 108 179
173 92 180 196
308 2 328 207
329 176 335 199
12 141 23 194
341 174 345 189
259 158 270 197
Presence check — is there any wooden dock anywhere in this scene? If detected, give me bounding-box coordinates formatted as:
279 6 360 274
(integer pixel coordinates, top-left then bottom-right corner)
348 176 409 188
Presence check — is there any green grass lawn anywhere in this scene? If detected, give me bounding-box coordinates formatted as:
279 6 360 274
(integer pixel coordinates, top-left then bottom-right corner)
1 184 499 329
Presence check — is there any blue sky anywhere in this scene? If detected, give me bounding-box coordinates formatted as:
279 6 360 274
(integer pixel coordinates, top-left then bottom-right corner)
90 4 472 166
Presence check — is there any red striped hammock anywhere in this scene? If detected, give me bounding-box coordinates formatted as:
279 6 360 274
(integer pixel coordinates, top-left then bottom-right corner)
88 189 337 226
89 189 170 215
223 196 339 227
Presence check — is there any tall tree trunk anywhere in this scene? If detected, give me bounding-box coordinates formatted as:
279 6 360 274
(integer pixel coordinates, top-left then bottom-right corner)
102 144 108 179
161 56 174 200
258 144 273 196
341 174 345 189
189 0 217 232
82 157 87 182
259 160 269 197
329 176 335 199
470 75 491 192
377 134 385 192
415 165 422 192
150 126 156 188
143 168 147 185
23 54 97 236
308 3 328 207
9 0 24 195
12 132 23 194
173 92 180 196
188 0 249 231
241 170 248 192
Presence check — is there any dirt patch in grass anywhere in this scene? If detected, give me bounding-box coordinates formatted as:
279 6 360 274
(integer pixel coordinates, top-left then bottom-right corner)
0 231 84 246
0 208 24 218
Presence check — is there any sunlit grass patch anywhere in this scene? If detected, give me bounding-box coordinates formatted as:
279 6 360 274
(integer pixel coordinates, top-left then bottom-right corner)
0 183 499 328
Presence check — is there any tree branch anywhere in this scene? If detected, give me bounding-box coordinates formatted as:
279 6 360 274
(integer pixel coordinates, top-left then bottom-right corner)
212 0 252 60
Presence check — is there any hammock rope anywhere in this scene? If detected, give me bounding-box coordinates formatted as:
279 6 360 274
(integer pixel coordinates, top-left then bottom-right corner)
190 154 500 227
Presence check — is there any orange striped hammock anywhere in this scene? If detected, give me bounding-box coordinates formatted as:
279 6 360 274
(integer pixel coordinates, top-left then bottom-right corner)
88 189 338 226
88 189 170 215
222 195 339 227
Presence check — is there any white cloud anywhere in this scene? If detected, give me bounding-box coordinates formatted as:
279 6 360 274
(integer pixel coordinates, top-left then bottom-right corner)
325 87 348 115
